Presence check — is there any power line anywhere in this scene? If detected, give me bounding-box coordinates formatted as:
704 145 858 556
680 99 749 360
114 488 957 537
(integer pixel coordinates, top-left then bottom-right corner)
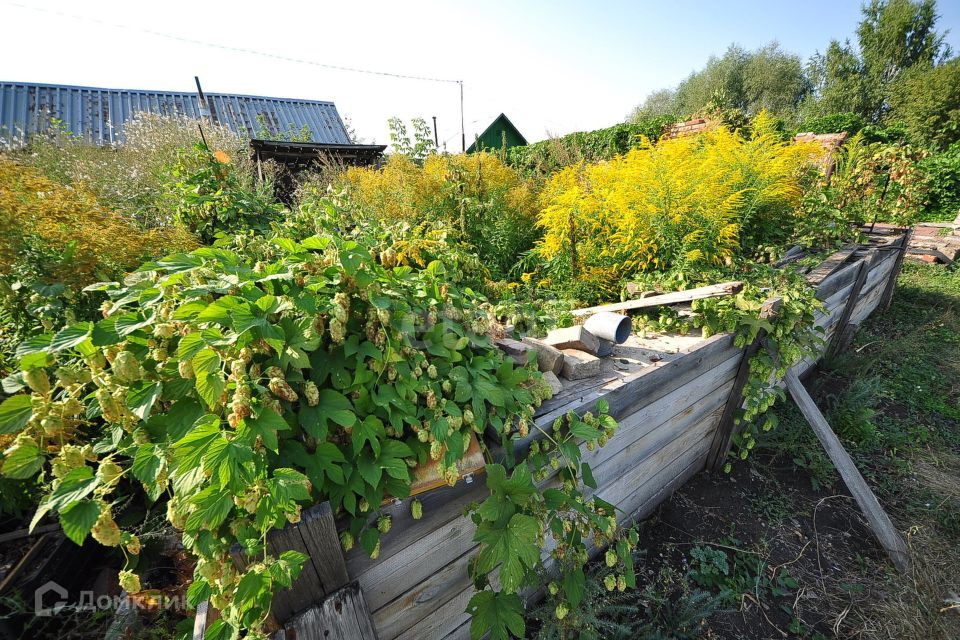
2 1 463 85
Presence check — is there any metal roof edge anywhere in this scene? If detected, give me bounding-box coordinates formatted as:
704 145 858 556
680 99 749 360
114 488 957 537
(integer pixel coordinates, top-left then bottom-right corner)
0 80 338 107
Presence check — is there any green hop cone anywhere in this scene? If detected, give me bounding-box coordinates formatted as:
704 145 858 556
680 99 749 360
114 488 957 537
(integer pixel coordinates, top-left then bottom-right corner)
118 570 141 594
411 499 423 520
605 549 617 568
604 574 616 591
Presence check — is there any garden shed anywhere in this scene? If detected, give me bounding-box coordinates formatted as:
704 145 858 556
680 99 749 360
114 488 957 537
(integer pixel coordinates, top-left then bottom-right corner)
467 113 527 153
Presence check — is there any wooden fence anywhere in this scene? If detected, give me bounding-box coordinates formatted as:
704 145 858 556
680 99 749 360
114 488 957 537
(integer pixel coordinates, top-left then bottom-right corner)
197 231 909 640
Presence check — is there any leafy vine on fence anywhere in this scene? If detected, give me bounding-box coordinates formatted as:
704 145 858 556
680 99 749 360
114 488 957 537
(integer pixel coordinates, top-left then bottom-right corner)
0 232 632 639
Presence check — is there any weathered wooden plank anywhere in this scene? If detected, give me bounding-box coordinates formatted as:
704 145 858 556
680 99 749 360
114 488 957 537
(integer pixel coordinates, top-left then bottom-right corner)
878 232 911 310
597 403 723 510
827 250 874 358
806 245 858 286
192 600 217 640
535 333 737 428
784 370 910 572
230 502 348 624
622 432 712 526
298 502 351 595
814 258 861 301
706 297 781 470
360 511 476 613
393 585 473 640
443 619 472 640
571 357 738 487
272 582 379 640
860 249 899 298
342 476 487 578
372 546 477 640
595 378 733 489
571 281 744 317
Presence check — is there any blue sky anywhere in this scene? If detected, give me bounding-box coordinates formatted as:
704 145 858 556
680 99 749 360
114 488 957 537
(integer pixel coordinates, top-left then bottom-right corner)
2 0 958 146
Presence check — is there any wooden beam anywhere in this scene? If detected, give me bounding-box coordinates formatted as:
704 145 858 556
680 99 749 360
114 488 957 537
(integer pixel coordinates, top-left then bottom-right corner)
825 251 874 359
879 231 912 311
783 370 910 572
571 281 744 317
706 297 781 471
805 245 858 286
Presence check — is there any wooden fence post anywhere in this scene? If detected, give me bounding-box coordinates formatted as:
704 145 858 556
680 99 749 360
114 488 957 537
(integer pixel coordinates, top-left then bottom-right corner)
196 501 378 639
826 249 875 359
878 230 912 312
706 297 782 471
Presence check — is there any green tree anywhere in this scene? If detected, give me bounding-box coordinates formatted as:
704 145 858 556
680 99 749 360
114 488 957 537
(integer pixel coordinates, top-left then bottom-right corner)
630 42 809 122
859 0 949 119
888 58 960 148
802 40 871 118
808 0 950 121
387 117 437 163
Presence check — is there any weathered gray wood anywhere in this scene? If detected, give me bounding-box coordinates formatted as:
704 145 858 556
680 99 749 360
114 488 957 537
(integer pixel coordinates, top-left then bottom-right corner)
393 586 473 640
826 252 872 358
230 502 348 624
879 232 911 310
535 333 736 427
272 582 379 640
814 259 861 301
299 502 351 594
343 477 487 577
372 546 477 640
805 245 858 285
571 281 743 317
784 370 910 572
192 600 216 640
360 510 476 613
706 297 781 471
594 379 733 491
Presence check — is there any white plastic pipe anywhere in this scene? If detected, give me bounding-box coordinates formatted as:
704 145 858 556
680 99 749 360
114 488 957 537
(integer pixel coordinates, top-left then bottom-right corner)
583 312 631 344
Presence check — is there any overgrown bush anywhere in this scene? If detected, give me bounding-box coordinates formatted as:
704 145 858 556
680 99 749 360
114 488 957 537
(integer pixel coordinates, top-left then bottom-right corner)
796 112 866 135
339 152 540 281
0 158 196 368
18 114 248 228
162 143 283 243
920 142 960 221
506 116 676 177
533 112 819 299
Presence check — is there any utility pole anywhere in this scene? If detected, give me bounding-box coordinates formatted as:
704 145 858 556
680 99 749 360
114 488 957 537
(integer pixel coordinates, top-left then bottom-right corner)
459 81 465 153
432 116 439 148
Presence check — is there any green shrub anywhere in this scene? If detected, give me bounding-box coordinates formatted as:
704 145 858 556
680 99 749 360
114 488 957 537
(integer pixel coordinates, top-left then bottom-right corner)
17 114 248 229
796 112 866 135
506 116 676 177
162 143 282 243
920 143 960 221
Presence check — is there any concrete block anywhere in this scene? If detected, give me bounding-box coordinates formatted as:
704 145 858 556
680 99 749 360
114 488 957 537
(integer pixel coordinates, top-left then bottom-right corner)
521 337 565 374
544 326 600 355
560 349 602 380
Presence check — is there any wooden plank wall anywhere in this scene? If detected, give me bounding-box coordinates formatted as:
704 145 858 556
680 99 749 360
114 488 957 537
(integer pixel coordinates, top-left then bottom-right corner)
336 235 905 640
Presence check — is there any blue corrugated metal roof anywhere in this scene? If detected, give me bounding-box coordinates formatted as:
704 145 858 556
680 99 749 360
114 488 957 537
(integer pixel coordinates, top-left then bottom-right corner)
0 81 352 147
